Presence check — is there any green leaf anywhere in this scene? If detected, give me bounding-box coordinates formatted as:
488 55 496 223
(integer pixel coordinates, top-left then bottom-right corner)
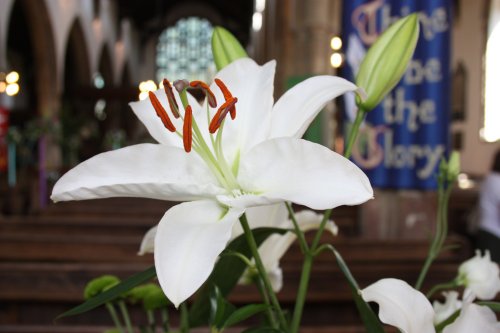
212 26 248 71
222 304 270 329
56 266 156 320
210 285 235 329
189 227 288 327
435 309 460 332
477 301 500 312
331 248 386 333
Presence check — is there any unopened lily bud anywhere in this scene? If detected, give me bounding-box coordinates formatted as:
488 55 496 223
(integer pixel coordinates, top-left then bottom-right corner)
212 26 248 70
143 285 169 310
447 151 460 182
356 14 420 111
84 275 120 300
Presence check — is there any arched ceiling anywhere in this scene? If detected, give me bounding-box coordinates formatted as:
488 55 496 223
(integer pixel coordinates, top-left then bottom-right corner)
117 0 254 46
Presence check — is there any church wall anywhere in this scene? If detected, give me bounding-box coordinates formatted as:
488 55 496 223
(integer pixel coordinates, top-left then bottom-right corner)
451 0 499 175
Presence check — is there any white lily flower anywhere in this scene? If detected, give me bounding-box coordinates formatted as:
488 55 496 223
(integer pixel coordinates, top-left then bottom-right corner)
361 278 436 333
237 204 338 292
52 58 373 307
432 291 462 325
361 278 500 333
457 250 500 300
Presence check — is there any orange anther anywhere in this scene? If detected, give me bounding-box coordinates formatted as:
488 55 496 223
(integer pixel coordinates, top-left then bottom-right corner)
209 97 238 134
215 78 236 119
183 105 193 153
149 91 176 132
163 79 180 118
190 80 217 108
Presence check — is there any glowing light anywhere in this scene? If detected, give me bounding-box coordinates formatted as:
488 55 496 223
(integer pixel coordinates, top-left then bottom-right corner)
6 83 20 96
6 71 19 84
0 82 6 93
138 80 158 100
256 0 266 12
330 53 343 68
252 12 263 31
330 36 342 50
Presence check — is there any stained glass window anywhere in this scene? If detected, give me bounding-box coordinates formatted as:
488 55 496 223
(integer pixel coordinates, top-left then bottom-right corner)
156 17 216 84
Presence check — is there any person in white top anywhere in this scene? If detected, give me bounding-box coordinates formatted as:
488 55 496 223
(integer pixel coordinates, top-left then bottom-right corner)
477 149 500 263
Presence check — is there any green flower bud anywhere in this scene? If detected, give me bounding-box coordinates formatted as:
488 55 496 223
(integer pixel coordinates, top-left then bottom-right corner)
143 285 169 310
447 151 460 181
356 13 420 111
84 275 120 300
212 26 248 71
127 283 158 304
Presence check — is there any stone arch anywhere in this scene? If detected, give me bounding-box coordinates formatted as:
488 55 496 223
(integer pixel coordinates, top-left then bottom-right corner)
4 0 58 211
61 17 94 165
64 18 91 89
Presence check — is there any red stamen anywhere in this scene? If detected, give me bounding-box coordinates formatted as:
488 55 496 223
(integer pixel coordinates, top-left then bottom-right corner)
163 79 180 118
190 80 217 108
215 78 236 119
183 105 193 153
209 97 238 134
149 91 176 132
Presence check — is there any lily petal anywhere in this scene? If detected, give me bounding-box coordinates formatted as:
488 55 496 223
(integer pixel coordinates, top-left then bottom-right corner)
211 58 276 156
270 76 359 139
229 138 373 210
442 302 500 333
51 144 225 202
138 225 157 255
231 203 288 239
129 90 181 147
361 278 436 333
154 200 244 307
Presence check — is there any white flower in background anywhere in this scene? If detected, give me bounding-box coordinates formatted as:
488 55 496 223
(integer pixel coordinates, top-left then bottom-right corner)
432 291 462 325
361 278 436 333
457 250 500 300
52 58 373 307
138 226 157 256
361 278 500 333
442 299 500 333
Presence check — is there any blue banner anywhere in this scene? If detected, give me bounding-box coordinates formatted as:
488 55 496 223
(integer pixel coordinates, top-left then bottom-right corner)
342 0 451 189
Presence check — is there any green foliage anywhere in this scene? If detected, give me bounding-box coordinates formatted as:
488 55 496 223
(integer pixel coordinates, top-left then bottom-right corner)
57 267 156 320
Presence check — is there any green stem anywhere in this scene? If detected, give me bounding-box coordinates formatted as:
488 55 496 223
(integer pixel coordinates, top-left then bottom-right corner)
180 303 189 333
161 308 170 333
415 181 453 290
253 275 278 328
344 108 367 159
285 202 309 254
117 300 134 333
146 310 155 333
426 279 459 298
239 214 288 330
289 210 333 333
105 303 125 333
290 107 367 333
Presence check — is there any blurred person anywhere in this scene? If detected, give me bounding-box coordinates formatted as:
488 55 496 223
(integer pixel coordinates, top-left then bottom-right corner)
477 149 500 263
